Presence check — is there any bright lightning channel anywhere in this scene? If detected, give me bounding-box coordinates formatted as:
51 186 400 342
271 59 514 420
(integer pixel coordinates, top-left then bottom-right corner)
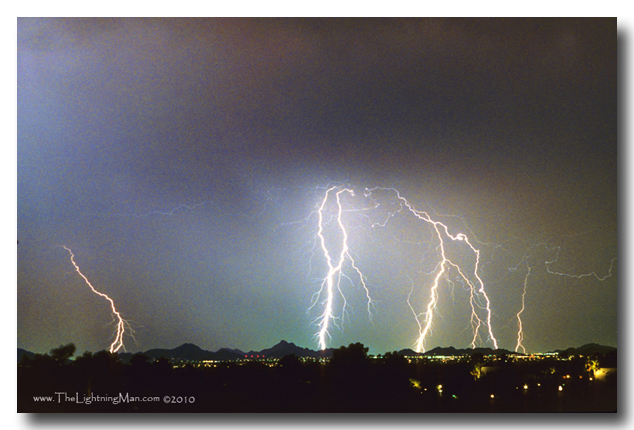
62 246 129 353
311 186 374 350
515 259 530 354
365 187 498 353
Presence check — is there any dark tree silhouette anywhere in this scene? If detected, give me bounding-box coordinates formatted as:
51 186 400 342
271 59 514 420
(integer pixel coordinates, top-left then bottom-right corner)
470 351 485 379
325 343 374 411
50 343 76 364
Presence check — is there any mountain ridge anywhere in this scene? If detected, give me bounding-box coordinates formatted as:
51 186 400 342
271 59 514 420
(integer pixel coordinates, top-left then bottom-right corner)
17 341 617 362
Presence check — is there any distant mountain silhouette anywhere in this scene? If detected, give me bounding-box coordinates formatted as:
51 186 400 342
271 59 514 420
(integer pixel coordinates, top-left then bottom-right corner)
144 343 243 361
214 348 244 360
245 340 335 358
17 341 618 362
118 352 133 363
140 340 333 361
18 348 35 362
553 343 617 356
397 348 421 356
219 347 245 355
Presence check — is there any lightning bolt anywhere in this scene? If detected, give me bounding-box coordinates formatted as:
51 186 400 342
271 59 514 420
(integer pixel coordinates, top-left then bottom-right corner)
62 246 129 353
310 186 374 350
509 238 616 353
365 187 498 353
546 247 617 281
125 202 206 218
515 259 530 354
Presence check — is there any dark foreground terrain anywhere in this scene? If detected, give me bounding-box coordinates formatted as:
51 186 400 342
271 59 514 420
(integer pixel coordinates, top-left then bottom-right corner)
18 343 616 413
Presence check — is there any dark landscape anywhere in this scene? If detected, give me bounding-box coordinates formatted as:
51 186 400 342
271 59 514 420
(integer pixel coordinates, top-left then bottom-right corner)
18 341 617 413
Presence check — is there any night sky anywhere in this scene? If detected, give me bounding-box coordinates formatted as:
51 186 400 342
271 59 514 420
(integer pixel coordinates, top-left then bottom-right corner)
17 18 617 355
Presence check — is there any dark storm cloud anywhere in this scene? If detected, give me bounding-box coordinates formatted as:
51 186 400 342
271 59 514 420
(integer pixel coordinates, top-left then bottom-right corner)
19 17 615 177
